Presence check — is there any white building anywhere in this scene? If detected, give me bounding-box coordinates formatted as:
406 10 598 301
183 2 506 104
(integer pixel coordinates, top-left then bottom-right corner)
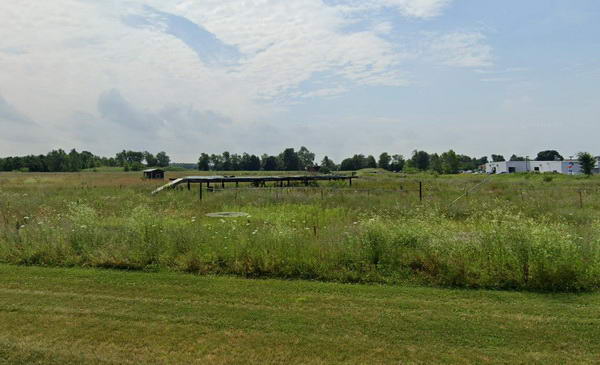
485 159 595 175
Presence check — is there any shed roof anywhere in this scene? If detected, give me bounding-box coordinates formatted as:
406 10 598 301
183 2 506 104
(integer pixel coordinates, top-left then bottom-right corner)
143 168 164 173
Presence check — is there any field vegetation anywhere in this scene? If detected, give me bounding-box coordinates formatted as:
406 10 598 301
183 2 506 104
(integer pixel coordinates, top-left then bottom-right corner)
1 170 600 292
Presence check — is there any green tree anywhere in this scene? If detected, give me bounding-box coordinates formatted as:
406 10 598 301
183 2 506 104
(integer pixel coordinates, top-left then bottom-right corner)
366 155 377 168
221 152 232 171
491 154 505 162
510 154 526 161
297 146 315 170
389 154 405 172
411 150 430 170
156 152 170 167
320 156 337 172
441 150 460 174
429 153 443 173
378 153 391 170
143 152 158 167
198 153 210 171
282 148 301 171
46 149 68 172
536 150 563 161
577 152 596 176
67 149 81 171
262 155 280 171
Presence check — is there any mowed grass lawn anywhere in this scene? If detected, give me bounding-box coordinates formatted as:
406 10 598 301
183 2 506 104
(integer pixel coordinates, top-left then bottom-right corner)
1 265 600 364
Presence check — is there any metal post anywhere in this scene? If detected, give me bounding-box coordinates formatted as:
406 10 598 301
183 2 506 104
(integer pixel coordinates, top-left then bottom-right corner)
419 181 423 202
199 183 203 200
187 181 190 191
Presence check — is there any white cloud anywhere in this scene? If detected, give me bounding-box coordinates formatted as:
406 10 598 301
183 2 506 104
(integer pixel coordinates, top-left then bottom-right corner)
0 0 413 122
428 32 493 67
0 0 498 160
383 0 453 18
329 0 452 19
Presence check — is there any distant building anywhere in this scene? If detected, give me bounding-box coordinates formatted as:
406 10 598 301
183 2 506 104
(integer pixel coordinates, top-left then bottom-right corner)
143 168 165 179
485 159 600 175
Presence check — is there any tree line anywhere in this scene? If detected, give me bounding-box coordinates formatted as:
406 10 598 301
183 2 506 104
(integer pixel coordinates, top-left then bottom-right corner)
2 147 595 175
0 149 170 172
195 147 488 174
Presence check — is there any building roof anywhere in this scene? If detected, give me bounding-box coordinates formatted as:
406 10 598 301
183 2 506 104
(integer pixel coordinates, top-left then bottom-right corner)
143 168 164 173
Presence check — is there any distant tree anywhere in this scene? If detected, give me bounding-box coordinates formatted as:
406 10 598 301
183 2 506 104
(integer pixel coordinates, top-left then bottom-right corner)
239 153 261 171
230 153 241 171
282 148 301 171
156 152 170 167
340 158 355 171
67 149 81 171
577 152 596 176
46 149 69 172
366 155 377 169
441 150 460 174
198 153 210 171
210 154 223 170
429 153 443 174
248 155 261 171
509 154 526 161
80 151 96 169
320 156 337 172
220 152 232 170
129 162 144 171
126 151 145 164
378 153 391 170
536 150 563 161
262 155 280 171
491 154 505 162
352 154 368 170
389 154 405 172
143 151 158 167
297 146 315 170
411 150 430 170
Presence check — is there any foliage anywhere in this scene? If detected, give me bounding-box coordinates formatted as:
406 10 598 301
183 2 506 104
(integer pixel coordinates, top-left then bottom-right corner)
2 172 600 292
578 152 596 176
536 150 564 161
378 152 391 170
411 150 430 170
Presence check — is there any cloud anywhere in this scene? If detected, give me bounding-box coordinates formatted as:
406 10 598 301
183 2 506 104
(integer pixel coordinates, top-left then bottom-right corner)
0 94 35 125
427 32 493 67
328 0 452 19
383 0 453 18
98 89 163 133
0 0 501 160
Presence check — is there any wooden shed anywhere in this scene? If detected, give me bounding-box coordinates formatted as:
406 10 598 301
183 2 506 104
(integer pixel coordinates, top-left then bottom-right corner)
143 168 165 180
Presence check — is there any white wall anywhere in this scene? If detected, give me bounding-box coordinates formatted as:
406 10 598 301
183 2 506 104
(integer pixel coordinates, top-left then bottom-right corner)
485 160 584 174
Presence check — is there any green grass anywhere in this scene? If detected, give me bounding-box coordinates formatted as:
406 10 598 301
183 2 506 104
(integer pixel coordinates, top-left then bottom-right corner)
2 171 600 291
1 264 600 364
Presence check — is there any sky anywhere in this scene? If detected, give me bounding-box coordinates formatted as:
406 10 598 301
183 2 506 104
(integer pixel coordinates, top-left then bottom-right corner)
0 0 599 162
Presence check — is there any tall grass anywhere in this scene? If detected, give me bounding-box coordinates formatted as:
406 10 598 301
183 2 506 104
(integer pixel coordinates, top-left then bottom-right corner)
1 171 600 291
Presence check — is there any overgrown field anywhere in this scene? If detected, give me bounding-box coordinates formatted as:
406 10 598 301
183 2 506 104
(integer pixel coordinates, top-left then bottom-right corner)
2 170 600 291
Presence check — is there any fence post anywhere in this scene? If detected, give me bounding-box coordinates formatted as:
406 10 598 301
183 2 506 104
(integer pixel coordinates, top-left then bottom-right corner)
419 181 423 202
199 183 203 201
